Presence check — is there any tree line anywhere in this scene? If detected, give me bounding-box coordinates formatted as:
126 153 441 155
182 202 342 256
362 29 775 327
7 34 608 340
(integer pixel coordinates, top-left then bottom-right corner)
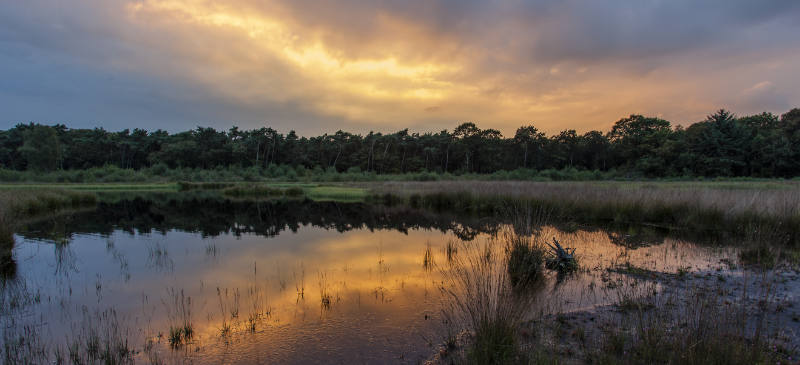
1 108 799 178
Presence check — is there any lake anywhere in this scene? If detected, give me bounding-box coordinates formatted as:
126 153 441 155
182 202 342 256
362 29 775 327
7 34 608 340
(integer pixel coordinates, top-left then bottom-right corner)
3 192 741 364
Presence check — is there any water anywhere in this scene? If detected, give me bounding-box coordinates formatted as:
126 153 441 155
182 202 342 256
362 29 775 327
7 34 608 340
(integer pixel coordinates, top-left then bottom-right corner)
3 192 740 364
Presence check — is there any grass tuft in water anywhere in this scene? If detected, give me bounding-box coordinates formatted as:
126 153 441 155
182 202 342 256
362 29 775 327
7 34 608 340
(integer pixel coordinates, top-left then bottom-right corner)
440 239 539 364
163 289 193 348
506 234 546 288
423 242 435 272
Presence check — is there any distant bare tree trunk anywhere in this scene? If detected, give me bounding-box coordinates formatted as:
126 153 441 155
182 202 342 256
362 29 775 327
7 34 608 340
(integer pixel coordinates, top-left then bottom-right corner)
444 144 449 172
332 144 341 169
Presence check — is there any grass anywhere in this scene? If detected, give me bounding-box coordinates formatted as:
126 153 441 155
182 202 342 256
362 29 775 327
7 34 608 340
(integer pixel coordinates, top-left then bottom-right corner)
593 282 786 364
304 185 367 202
506 233 546 288
3 308 134 364
2 180 369 205
739 246 777 269
0 189 97 272
434 205 795 364
318 271 334 310
0 183 177 191
222 184 286 197
218 183 366 201
440 232 545 364
163 289 193 348
368 180 800 245
177 181 234 191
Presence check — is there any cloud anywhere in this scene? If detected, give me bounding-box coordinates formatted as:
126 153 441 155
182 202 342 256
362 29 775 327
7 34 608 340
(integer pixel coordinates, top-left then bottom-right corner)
0 0 799 135
737 81 791 112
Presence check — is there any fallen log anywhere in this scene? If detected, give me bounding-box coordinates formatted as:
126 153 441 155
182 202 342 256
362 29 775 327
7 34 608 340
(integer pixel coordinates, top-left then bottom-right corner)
545 237 578 272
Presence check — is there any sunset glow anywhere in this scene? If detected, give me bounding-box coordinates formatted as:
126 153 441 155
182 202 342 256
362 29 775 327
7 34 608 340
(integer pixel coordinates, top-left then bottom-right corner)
1 1 799 135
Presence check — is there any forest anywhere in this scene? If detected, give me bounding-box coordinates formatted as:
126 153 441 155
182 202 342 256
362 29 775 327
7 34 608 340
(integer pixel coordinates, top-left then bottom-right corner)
1 108 799 179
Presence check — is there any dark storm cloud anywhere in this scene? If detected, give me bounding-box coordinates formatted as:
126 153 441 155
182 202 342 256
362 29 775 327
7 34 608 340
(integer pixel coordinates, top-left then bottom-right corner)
0 0 798 134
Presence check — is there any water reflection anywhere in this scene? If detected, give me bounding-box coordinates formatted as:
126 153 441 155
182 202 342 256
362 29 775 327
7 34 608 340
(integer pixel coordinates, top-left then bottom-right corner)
3 193 739 364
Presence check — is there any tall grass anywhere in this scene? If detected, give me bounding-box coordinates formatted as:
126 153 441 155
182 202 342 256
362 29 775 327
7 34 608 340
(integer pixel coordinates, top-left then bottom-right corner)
370 181 800 245
0 189 97 271
0 165 620 184
2 307 133 364
505 233 546 288
439 238 541 364
163 289 193 348
594 277 786 364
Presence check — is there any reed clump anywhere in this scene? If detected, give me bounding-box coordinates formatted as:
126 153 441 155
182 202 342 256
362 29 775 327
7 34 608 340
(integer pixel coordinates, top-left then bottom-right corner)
440 240 539 364
506 234 546 288
163 289 193 348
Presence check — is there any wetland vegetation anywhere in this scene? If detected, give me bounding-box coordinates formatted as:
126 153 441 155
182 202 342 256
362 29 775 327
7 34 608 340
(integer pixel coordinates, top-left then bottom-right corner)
0 185 797 364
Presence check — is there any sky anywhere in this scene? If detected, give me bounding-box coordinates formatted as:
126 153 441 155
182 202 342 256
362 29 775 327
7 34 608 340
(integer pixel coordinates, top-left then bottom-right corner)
1 0 799 136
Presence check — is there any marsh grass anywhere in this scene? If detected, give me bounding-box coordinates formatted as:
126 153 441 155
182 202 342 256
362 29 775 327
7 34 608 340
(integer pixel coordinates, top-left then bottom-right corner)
423 241 435 271
739 245 777 269
2 307 134 364
216 287 233 338
304 185 367 202
611 277 658 313
0 189 96 273
370 181 800 245
177 181 235 191
318 271 335 310
593 279 786 365
0 216 13 272
506 233 546 289
0 189 97 217
294 263 306 299
439 239 540 364
445 240 458 263
163 289 193 348
223 184 285 197
284 186 304 197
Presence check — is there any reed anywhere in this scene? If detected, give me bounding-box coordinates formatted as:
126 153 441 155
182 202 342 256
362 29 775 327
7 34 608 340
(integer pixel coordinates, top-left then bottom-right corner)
505 233 546 288
163 289 193 348
0 189 96 272
593 277 786 364
439 239 540 364
369 181 800 245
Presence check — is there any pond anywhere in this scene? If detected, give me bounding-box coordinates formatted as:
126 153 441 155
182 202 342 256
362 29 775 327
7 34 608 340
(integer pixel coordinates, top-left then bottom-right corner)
3 192 740 364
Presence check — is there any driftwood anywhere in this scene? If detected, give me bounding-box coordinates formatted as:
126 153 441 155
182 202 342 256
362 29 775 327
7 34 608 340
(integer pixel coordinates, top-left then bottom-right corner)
545 237 578 272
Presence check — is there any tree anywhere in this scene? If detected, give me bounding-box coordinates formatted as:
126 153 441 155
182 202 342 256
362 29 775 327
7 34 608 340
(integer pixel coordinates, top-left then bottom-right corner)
18 124 60 171
607 114 672 173
578 131 610 170
514 125 545 169
685 109 748 176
